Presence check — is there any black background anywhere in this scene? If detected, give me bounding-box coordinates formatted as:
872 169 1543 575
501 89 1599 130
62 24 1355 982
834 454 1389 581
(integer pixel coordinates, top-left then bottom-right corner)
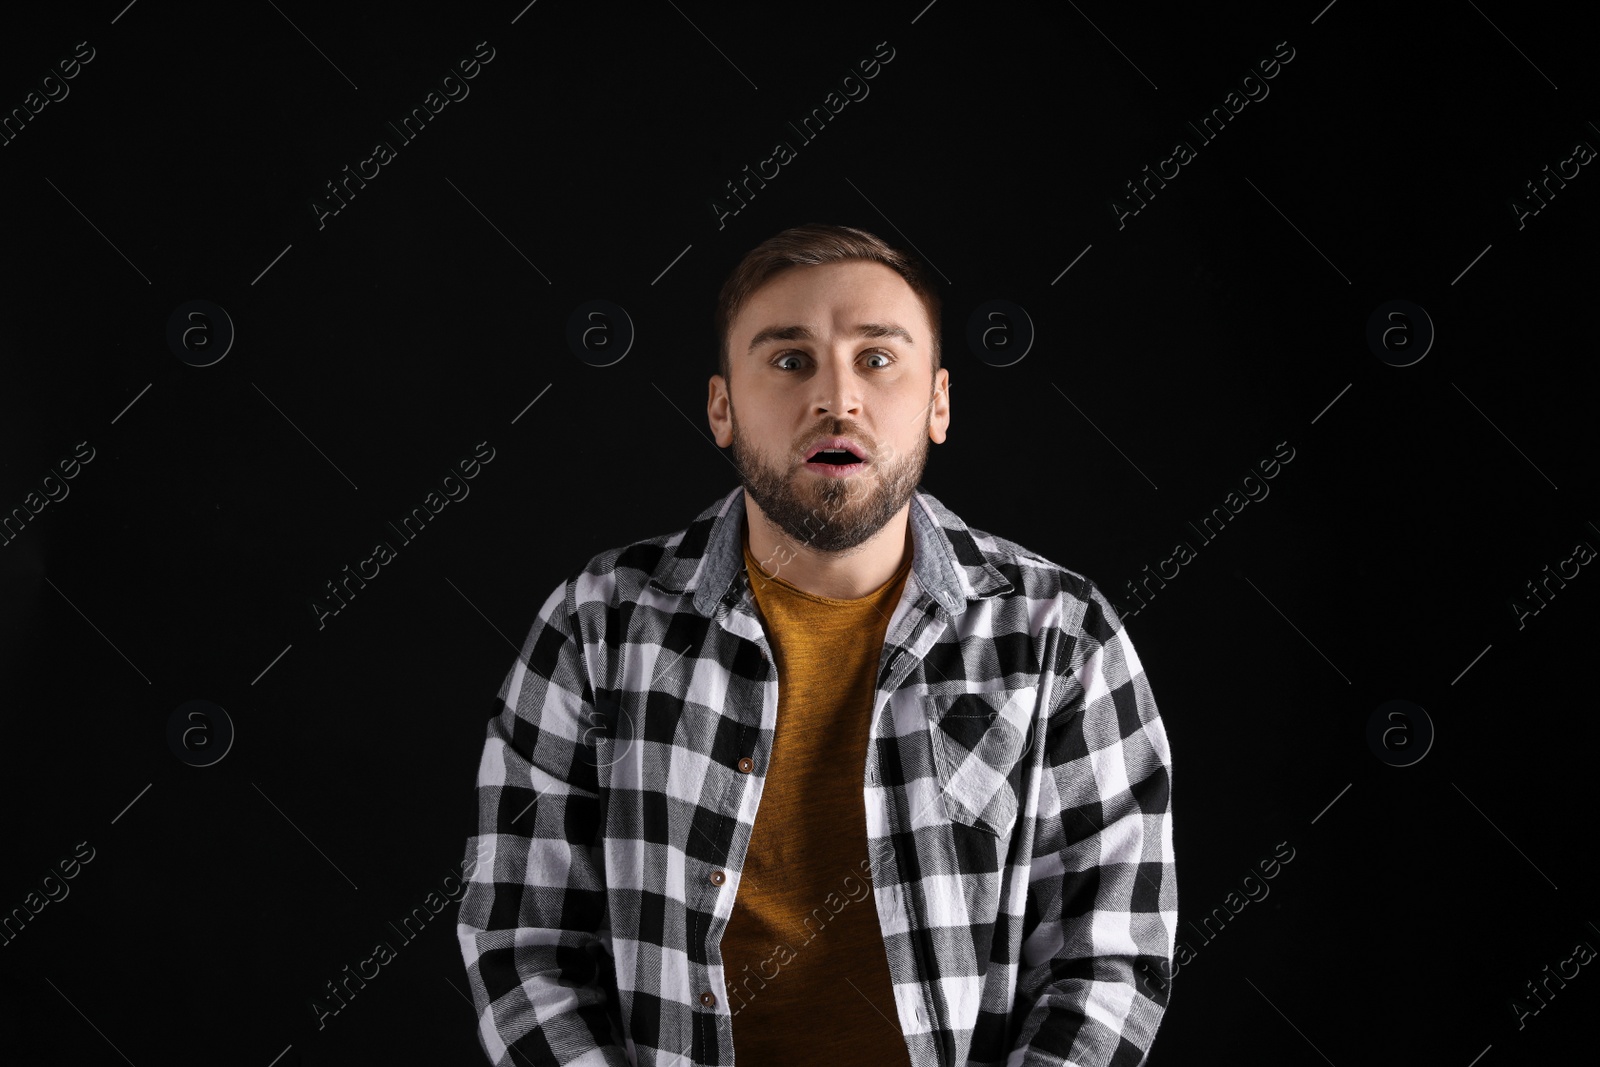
2 1 1596 1063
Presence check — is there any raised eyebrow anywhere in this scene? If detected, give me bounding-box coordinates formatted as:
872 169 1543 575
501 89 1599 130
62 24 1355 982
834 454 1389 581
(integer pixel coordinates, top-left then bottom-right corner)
854 322 916 345
746 322 914 353
747 324 814 353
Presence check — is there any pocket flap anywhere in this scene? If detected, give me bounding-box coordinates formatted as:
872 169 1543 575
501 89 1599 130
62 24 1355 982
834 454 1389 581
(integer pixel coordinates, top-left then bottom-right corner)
927 687 1037 837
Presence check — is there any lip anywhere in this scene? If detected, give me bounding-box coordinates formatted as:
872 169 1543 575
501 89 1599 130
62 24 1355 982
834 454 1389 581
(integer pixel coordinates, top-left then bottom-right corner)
803 436 867 462
802 458 867 477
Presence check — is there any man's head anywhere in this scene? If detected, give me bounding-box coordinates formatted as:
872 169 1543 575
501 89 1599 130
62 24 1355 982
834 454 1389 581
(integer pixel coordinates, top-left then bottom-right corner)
707 223 950 556
712 223 943 387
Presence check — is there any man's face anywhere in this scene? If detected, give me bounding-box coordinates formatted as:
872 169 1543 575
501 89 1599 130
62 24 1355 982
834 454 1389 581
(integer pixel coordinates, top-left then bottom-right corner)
707 259 950 555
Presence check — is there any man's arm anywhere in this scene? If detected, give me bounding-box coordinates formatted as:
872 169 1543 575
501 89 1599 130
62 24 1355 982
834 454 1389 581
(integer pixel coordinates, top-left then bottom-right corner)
1009 585 1177 1067
456 578 630 1067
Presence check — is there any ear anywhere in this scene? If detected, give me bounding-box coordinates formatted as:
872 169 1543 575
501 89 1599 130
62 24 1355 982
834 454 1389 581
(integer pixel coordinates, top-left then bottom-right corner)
928 369 950 444
707 374 733 447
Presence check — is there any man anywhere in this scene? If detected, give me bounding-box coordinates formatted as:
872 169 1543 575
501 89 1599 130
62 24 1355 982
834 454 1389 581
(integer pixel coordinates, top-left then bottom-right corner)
457 223 1177 1066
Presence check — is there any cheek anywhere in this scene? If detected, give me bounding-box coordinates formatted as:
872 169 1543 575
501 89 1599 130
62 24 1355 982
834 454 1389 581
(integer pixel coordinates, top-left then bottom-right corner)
890 393 934 439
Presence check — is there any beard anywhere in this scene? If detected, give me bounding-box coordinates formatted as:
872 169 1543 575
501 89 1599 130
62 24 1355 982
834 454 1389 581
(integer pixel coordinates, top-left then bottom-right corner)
728 405 930 556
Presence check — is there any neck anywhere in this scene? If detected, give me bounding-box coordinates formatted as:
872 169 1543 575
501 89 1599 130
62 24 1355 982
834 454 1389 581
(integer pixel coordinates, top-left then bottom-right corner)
743 495 913 600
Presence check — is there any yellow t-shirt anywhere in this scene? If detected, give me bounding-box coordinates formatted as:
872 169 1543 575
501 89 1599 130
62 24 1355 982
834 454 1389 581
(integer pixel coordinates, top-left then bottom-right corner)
720 520 916 1064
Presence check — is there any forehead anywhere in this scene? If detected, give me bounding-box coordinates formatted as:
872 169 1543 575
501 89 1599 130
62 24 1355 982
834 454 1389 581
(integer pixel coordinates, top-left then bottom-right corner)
732 260 925 333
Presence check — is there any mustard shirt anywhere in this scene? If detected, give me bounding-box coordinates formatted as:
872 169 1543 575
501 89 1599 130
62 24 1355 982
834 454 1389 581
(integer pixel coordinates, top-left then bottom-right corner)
720 518 916 1065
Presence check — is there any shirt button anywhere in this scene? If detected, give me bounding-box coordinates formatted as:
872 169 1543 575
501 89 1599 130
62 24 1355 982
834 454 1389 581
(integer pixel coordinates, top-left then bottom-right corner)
709 870 726 885
700 991 716 1008
737 757 754 773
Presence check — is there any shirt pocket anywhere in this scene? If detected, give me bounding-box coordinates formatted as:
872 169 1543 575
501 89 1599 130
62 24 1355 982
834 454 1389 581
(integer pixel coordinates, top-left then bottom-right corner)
926 686 1038 839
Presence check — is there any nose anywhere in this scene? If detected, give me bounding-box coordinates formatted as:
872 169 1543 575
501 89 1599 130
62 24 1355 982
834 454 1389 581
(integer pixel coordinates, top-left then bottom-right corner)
812 349 863 419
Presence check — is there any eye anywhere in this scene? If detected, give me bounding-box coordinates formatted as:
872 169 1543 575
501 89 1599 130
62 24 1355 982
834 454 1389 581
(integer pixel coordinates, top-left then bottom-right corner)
772 348 896 370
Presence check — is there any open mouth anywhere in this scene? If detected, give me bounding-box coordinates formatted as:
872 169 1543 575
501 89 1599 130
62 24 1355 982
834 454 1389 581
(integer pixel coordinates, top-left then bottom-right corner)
802 446 867 477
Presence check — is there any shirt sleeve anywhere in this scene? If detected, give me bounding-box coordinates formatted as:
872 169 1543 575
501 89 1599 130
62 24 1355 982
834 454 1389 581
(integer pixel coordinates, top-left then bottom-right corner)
455 578 632 1067
1008 583 1177 1067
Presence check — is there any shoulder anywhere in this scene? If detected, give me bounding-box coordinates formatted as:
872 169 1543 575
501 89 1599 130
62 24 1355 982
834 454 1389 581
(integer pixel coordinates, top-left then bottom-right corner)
961 519 1116 633
954 526 1157 722
554 509 709 616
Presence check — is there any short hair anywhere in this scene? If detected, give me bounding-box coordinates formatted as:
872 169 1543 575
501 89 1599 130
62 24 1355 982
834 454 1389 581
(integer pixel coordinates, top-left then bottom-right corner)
714 222 943 387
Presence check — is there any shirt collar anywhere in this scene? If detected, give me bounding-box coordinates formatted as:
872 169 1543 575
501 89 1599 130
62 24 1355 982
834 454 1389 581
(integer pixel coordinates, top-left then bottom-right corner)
646 485 1013 619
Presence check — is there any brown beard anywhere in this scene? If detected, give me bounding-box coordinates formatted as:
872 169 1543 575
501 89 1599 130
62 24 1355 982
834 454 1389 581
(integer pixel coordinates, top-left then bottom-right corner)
728 408 929 555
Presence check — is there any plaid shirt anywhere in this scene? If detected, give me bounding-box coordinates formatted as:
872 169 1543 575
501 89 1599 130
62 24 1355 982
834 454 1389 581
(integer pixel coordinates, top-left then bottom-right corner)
457 485 1177 1066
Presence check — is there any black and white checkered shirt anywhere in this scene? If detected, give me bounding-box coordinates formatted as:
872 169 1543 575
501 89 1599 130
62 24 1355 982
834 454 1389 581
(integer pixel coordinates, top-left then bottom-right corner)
457 485 1176 1066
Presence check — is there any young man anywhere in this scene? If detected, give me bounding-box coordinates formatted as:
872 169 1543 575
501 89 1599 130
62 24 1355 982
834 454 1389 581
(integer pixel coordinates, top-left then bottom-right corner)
457 223 1177 1066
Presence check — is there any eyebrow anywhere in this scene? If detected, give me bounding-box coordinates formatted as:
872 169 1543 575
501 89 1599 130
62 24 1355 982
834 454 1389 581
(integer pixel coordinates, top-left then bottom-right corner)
745 322 915 354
